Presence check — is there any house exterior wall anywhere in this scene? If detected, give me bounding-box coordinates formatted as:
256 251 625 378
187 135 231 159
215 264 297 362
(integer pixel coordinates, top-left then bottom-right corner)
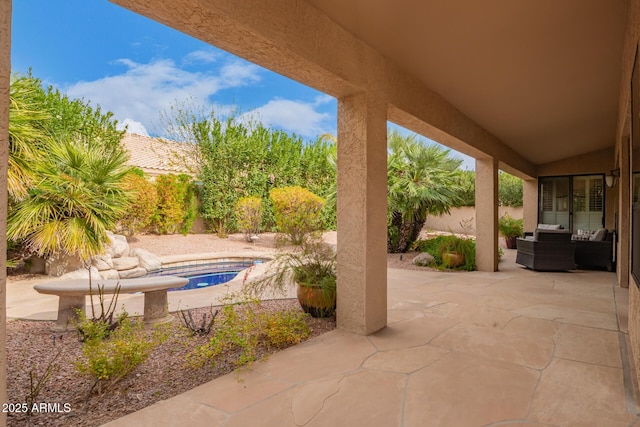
424 206 523 236
615 0 640 390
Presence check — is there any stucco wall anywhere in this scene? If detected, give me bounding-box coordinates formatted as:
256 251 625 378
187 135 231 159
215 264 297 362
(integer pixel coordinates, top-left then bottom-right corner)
629 283 640 386
424 206 523 235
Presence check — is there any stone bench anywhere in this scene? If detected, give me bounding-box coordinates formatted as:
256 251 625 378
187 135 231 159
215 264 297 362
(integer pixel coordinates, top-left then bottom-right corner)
34 276 188 331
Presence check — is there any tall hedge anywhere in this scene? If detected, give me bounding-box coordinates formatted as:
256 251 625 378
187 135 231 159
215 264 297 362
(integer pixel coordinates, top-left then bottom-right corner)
161 106 336 236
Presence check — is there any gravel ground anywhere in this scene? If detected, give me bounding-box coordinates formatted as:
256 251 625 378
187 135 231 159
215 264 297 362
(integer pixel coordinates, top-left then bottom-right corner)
7 301 334 427
7 232 437 426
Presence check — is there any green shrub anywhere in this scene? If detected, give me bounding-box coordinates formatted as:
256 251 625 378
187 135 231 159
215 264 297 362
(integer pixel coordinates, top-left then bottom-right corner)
270 186 325 245
499 172 523 207
118 173 157 236
413 235 476 271
261 310 310 349
152 174 197 235
235 196 263 242
498 213 523 238
76 317 167 389
189 301 310 369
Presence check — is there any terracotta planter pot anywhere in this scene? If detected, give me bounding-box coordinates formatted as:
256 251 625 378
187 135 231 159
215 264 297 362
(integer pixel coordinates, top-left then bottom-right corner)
442 252 464 268
505 236 518 249
296 283 336 318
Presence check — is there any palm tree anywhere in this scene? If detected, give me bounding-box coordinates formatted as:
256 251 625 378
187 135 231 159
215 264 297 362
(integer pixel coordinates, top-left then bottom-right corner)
8 75 50 201
7 137 132 260
387 130 463 253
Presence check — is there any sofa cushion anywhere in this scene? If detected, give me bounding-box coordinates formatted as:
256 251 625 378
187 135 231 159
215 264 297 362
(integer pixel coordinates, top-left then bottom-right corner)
590 228 608 241
537 223 562 230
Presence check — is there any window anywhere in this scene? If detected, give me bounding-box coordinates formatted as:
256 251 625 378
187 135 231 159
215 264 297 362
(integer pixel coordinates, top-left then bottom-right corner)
539 175 604 231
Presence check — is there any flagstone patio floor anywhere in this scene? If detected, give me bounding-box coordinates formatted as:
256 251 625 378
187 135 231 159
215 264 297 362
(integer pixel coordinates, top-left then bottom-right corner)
93 250 639 426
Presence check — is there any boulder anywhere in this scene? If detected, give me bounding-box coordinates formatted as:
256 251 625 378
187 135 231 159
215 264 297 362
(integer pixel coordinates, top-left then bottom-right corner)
118 267 147 279
412 252 435 267
112 256 139 271
106 232 130 258
92 254 114 271
58 266 102 280
100 269 120 280
45 252 85 277
131 248 162 271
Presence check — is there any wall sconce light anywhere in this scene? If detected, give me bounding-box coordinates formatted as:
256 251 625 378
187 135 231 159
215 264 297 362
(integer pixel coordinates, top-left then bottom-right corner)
605 168 620 188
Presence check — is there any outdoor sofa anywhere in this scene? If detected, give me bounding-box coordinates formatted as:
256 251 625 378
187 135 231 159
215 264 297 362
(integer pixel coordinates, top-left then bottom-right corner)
573 229 615 272
515 226 576 271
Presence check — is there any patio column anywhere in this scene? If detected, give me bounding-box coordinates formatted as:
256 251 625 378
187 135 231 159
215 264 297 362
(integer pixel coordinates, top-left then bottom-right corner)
618 135 631 288
0 1 10 424
522 179 538 233
336 92 387 335
475 157 499 271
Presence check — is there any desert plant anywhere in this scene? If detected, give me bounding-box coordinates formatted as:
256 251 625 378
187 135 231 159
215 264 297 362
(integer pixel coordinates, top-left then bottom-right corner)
23 347 63 420
178 306 219 336
244 237 336 316
235 196 263 242
189 299 310 369
77 316 166 394
75 274 125 341
270 186 325 245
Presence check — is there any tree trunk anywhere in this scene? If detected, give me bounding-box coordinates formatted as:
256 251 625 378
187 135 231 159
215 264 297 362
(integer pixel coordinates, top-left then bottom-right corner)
387 212 427 253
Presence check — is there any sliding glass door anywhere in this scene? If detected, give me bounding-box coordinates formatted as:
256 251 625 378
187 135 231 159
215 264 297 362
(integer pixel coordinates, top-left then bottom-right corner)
539 175 604 231
540 177 570 229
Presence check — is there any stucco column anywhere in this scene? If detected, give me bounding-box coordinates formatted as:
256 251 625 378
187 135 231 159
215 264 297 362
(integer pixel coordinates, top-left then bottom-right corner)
475 158 499 271
522 179 538 233
336 92 387 335
618 136 631 288
0 1 10 424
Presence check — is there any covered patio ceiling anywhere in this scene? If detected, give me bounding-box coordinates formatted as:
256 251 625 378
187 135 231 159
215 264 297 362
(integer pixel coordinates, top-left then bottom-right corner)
306 0 628 166
111 0 628 170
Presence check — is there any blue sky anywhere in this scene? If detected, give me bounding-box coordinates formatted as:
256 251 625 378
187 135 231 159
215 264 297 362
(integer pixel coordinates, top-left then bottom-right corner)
12 1 474 168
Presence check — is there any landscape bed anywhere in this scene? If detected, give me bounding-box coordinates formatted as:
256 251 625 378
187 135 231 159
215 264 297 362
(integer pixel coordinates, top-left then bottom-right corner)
6 300 335 427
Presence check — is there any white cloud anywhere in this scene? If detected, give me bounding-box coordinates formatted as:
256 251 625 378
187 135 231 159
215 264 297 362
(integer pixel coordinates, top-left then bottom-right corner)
242 98 333 138
182 50 218 65
118 118 149 136
63 55 261 135
313 94 334 106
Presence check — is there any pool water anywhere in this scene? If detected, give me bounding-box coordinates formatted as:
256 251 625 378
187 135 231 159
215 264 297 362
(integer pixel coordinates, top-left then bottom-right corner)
143 261 259 291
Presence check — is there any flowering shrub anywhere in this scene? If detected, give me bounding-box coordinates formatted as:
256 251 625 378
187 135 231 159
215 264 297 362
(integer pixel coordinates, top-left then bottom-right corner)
117 173 157 236
235 196 263 242
269 186 325 244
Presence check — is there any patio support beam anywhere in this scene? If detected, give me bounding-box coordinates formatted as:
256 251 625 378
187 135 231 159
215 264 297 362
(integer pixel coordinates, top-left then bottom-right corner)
522 179 539 234
618 135 631 288
0 0 9 424
475 157 499 272
336 92 387 335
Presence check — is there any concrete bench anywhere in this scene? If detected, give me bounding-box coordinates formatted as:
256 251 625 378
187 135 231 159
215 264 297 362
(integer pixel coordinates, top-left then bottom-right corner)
34 276 188 331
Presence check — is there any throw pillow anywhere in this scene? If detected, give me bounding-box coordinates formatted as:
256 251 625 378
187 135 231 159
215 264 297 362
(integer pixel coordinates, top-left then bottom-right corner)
589 228 608 241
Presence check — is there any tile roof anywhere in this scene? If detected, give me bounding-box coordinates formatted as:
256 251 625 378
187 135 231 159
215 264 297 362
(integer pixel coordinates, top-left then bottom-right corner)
121 133 197 177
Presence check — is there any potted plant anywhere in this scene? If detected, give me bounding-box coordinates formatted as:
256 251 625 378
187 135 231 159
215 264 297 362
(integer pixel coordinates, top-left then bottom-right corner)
436 234 470 268
243 237 336 317
498 213 523 249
